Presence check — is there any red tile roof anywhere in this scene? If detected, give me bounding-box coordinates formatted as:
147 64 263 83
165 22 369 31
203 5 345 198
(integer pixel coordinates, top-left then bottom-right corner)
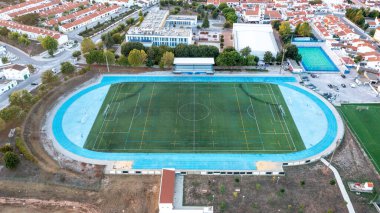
159 169 175 204
61 4 119 30
0 0 45 14
40 1 89 17
8 0 61 18
0 20 64 40
47 4 102 25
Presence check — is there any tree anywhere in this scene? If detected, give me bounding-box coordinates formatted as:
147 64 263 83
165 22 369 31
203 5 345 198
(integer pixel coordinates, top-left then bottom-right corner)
81 37 96 54
14 13 40 26
102 32 115 48
294 23 301 35
212 9 219 19
116 55 129 66
369 29 376 37
216 50 244 66
60 62 75 75
126 17 135 25
218 2 228 11
246 55 259 66
0 117 5 131
298 22 311 37
1 57 8 64
279 21 292 37
160 51 174 68
85 50 105 64
0 105 26 122
8 32 19 40
27 64 36 73
202 14 210 28
0 143 12 153
9 90 34 110
40 36 58 56
111 33 123 44
104 50 116 65
3 151 20 169
0 27 10 36
121 42 145 56
354 55 363 63
41 70 59 85
72 50 81 58
240 46 251 57
284 44 302 62
264 51 273 64
271 20 281 31
128 49 147 66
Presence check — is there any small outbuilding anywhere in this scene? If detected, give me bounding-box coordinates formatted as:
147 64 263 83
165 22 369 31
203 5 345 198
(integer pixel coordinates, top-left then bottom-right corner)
173 58 215 74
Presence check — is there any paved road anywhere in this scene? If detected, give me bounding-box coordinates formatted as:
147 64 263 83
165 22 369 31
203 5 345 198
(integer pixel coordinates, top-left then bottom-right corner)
0 5 159 109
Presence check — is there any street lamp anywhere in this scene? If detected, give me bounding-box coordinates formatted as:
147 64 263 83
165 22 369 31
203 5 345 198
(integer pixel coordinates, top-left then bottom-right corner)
279 47 286 75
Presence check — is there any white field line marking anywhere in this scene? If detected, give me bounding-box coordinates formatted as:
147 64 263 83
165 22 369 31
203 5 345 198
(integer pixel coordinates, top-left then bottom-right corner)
234 84 250 150
93 84 121 149
124 92 141 149
139 83 155 149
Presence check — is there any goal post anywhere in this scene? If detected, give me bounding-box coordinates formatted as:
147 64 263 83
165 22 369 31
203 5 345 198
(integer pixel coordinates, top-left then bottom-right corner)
356 106 369 111
103 104 110 117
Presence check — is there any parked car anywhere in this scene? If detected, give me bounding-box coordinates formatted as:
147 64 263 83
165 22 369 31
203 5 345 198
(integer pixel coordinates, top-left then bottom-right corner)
328 84 333 88
341 74 346 79
341 84 346 88
31 82 38 86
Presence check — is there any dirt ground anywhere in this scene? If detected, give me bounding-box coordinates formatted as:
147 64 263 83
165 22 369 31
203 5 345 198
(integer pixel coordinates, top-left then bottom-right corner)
184 162 346 213
0 175 160 213
0 36 45 56
183 127 380 213
221 30 233 50
331 127 380 213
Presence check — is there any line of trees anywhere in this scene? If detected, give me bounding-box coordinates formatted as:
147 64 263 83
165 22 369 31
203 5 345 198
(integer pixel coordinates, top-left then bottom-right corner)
346 8 367 30
0 27 31 46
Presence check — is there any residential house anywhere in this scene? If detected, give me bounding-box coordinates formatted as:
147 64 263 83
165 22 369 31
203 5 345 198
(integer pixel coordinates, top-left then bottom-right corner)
2 64 30 80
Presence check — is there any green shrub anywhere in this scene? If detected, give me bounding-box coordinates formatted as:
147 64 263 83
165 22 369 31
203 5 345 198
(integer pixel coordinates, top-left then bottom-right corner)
3 151 20 169
0 143 13 153
15 137 36 162
330 179 336 185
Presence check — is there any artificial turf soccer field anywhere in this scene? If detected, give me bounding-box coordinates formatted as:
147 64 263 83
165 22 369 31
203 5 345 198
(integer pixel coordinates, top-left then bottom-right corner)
339 104 380 172
84 82 305 153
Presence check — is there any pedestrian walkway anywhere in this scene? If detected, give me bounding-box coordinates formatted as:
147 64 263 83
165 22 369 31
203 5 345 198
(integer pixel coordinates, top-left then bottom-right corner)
321 158 355 213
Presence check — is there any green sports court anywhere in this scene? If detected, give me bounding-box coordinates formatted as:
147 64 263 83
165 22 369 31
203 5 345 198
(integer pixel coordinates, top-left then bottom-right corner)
339 104 380 172
84 82 305 153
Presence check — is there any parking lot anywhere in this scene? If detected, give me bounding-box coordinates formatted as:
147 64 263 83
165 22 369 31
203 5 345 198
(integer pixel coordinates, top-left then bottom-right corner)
296 72 379 105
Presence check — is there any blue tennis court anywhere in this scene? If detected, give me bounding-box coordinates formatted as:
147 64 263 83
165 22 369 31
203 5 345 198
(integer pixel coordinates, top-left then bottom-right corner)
298 47 339 72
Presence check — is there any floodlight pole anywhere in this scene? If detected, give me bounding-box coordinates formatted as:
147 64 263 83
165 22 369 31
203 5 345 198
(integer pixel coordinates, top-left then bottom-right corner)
279 48 286 75
104 46 110 73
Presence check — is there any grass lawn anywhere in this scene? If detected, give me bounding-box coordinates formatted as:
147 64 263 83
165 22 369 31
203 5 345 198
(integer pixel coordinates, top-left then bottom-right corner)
84 82 305 153
338 104 380 172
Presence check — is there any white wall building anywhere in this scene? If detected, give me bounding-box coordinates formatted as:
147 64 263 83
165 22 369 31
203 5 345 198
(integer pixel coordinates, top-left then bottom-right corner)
94 0 135 7
0 0 46 20
126 10 192 47
2 64 30 80
166 15 197 28
0 79 17 95
233 23 279 59
159 169 213 213
0 20 68 45
59 4 120 33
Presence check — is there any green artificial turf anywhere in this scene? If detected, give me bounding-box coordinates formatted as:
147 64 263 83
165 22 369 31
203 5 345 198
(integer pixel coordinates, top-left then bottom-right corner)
84 82 305 153
339 104 380 172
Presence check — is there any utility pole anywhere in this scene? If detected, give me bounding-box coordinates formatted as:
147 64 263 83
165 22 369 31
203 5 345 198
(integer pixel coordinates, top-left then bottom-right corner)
279 48 286 75
103 45 110 72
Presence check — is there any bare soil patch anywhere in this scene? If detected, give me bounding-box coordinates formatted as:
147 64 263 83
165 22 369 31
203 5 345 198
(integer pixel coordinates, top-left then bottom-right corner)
0 36 45 56
0 175 160 213
331 127 380 213
184 162 346 213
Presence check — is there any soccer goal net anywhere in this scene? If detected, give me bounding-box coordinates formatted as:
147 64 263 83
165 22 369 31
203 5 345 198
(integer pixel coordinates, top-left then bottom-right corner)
356 106 369 111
